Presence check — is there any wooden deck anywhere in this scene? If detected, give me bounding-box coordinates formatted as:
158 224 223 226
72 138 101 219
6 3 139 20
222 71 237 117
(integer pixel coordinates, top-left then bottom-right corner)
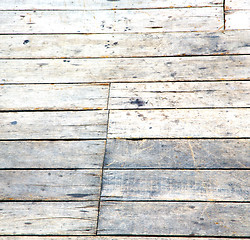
0 0 249 239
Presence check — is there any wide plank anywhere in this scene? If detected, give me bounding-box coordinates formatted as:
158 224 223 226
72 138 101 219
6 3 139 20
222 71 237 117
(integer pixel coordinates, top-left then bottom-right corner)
225 0 250 10
0 0 222 10
1 56 250 84
1 31 250 58
0 202 98 235
0 170 101 200
0 140 105 169
108 109 250 138
98 202 250 236
109 82 250 109
225 10 250 30
0 111 108 140
0 8 223 34
0 84 109 110
101 170 249 201
104 139 250 169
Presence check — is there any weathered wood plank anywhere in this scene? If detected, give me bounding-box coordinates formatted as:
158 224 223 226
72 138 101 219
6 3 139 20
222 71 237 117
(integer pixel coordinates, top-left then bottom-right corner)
108 109 250 138
101 170 249 201
104 139 250 169
0 0 223 10
0 202 98 235
225 10 250 30
0 140 105 169
1 56 250 84
98 202 250 236
0 111 108 140
109 82 250 109
0 170 101 200
0 8 223 34
0 84 109 110
225 0 250 10
1 31 250 58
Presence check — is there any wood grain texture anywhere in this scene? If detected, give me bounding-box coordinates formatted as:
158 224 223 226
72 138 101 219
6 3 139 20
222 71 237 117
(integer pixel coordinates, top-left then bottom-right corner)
1 31 250 58
0 0 223 10
98 202 250 236
225 10 250 30
0 8 223 34
225 0 250 10
0 170 101 200
1 56 250 84
0 140 105 169
101 170 250 201
0 84 109 110
0 202 98 235
104 139 250 169
109 82 250 109
0 111 108 140
108 109 250 138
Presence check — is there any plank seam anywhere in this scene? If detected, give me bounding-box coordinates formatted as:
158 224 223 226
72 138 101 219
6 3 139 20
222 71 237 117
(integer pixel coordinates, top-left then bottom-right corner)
96 83 111 235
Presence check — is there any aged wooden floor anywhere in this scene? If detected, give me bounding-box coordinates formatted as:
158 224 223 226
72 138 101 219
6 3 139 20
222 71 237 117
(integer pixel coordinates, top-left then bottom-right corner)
0 0 249 239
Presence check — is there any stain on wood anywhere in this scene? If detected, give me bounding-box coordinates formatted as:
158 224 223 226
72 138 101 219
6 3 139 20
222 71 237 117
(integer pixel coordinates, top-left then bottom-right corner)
1 55 250 84
0 111 108 139
109 81 250 109
1 31 250 58
0 170 102 200
108 109 250 138
0 8 223 33
0 202 98 235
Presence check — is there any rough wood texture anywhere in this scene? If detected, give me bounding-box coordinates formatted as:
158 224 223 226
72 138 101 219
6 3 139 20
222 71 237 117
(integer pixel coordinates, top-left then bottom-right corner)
225 0 250 10
0 0 223 10
0 202 98 235
225 10 250 30
0 111 108 139
109 82 250 109
0 140 105 169
104 139 250 169
0 8 223 34
101 170 249 201
108 109 250 138
1 56 250 84
0 84 109 110
98 202 250 236
1 31 250 58
0 170 101 200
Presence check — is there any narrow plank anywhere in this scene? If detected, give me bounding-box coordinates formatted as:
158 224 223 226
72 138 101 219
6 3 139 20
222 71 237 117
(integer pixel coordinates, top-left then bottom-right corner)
0 170 101 200
225 0 250 10
109 82 250 109
0 8 223 34
1 56 250 84
0 202 98 235
0 140 105 169
98 202 250 236
104 139 250 169
0 111 108 139
0 84 109 110
225 10 250 30
0 0 222 10
101 170 249 201
108 109 250 138
1 31 250 58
